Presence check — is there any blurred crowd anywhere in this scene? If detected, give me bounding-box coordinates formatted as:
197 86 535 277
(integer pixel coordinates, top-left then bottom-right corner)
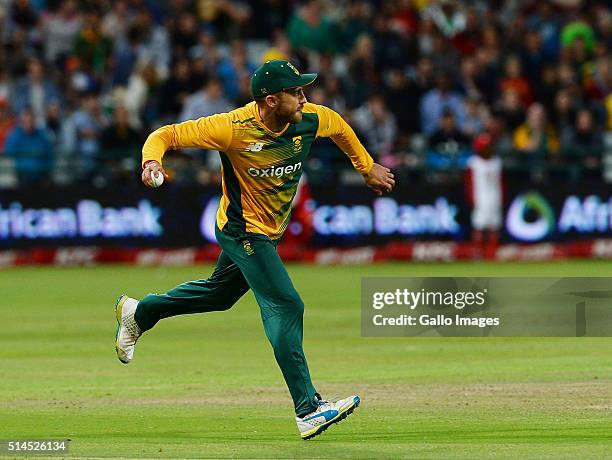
0 0 610 187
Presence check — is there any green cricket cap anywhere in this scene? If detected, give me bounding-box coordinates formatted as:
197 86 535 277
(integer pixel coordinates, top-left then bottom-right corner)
251 60 317 99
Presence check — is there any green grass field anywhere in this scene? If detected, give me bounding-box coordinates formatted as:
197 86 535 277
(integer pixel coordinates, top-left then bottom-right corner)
1 261 612 459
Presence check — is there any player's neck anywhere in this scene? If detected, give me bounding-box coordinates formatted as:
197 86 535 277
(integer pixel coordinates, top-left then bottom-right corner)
258 105 288 133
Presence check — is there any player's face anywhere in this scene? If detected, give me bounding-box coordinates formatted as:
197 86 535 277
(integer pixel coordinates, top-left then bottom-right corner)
277 87 307 123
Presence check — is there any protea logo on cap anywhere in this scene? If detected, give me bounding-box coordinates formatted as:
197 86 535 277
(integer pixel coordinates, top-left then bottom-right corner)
286 62 300 76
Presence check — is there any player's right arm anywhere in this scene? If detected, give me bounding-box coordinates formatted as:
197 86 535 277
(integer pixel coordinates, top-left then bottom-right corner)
141 113 233 187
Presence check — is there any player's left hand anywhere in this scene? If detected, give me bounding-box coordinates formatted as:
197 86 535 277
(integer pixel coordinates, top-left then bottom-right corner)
363 163 395 196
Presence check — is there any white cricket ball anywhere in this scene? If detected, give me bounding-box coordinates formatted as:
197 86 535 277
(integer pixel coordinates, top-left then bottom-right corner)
151 171 164 188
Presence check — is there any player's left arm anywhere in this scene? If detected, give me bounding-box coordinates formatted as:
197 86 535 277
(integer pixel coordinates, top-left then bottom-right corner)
308 103 395 195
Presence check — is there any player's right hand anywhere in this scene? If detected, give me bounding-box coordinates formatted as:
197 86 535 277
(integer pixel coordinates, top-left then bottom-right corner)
142 160 169 187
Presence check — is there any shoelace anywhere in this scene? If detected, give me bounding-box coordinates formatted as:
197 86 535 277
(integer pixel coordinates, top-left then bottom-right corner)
300 394 332 420
314 393 330 407
124 314 141 337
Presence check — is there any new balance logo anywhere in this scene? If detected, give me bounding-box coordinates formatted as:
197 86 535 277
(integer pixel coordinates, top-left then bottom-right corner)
248 162 302 178
245 142 264 152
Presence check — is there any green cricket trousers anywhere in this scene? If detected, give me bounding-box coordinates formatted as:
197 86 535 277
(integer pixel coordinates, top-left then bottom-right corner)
134 225 319 417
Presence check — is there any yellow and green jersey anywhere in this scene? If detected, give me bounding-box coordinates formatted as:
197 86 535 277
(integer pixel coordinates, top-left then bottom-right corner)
142 102 374 239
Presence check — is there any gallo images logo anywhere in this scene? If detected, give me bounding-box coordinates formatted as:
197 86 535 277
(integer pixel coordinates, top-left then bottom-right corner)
506 192 555 242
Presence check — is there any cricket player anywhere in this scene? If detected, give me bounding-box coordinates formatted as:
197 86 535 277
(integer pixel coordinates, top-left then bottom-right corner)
114 60 395 440
466 133 503 245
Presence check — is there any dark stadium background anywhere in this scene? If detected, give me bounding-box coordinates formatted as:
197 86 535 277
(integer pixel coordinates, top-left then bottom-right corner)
0 0 610 264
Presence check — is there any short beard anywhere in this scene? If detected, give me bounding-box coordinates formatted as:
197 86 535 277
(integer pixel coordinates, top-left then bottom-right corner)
273 106 303 125
290 111 303 124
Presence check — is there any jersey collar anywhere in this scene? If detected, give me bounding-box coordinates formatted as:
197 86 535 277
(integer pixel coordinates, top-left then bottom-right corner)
251 101 291 137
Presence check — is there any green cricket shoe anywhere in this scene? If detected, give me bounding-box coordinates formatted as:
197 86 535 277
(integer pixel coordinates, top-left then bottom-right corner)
296 394 360 440
114 294 141 364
